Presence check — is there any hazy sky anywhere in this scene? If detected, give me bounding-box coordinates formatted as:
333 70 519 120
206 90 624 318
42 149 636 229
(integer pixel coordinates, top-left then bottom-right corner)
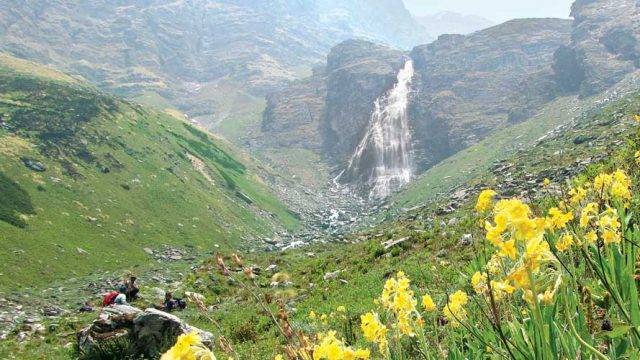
403 0 575 23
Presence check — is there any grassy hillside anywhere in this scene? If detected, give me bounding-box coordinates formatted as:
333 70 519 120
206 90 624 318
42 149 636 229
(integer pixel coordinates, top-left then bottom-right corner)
4 87 635 360
391 85 638 213
165 89 640 359
0 54 299 291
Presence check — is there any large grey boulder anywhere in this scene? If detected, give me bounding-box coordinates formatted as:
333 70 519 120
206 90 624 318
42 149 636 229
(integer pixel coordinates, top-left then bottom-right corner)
133 308 214 357
77 305 213 358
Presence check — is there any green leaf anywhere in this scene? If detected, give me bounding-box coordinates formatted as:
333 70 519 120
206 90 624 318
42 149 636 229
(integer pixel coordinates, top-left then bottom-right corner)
597 325 633 339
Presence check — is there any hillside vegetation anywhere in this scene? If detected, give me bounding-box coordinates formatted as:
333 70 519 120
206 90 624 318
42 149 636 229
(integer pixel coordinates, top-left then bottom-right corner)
0 54 299 291
167 93 640 359
4 85 633 359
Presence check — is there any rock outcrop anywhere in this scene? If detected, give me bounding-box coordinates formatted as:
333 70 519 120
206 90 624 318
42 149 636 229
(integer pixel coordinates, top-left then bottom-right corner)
555 0 640 95
261 39 405 164
77 305 213 358
409 18 572 172
260 19 572 191
0 0 427 98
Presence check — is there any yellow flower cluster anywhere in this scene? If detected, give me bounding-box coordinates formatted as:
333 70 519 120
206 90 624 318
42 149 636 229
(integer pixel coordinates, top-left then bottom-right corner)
471 271 488 294
360 312 388 352
313 331 370 360
475 168 633 308
475 190 497 212
443 290 468 327
421 294 436 312
380 272 421 336
593 170 632 202
478 194 556 304
161 333 216 360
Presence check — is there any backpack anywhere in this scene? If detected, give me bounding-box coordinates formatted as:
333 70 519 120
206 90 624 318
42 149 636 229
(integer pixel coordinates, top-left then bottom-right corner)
174 297 187 310
102 291 119 306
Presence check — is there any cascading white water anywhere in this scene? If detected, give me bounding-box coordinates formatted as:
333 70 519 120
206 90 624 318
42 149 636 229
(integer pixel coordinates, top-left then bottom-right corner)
341 60 415 199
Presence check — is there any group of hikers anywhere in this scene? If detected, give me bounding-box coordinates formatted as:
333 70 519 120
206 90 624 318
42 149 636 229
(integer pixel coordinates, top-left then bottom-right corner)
84 274 186 313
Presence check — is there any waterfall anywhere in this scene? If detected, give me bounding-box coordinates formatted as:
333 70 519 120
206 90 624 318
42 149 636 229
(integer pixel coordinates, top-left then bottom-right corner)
341 60 415 200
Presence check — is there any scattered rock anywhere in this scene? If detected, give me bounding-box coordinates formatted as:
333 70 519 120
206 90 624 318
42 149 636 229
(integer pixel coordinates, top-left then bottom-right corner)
23 158 46 172
459 234 473 246
323 270 345 281
266 264 278 272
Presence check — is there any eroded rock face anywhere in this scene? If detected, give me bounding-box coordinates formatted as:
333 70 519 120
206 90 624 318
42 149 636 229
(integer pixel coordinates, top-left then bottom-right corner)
0 0 427 97
261 39 405 164
322 40 406 163
77 305 213 358
558 0 640 95
409 19 572 172
261 19 571 190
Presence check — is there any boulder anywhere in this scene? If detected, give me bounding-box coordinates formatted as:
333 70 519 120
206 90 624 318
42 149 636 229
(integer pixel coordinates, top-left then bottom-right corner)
77 305 213 358
133 308 214 357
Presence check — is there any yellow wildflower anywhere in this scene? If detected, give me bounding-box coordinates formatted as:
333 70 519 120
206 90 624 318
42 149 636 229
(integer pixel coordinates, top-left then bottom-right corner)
313 331 370 360
471 271 488 294
360 312 388 351
547 207 574 231
476 189 497 212
602 230 620 245
498 239 517 259
556 234 574 252
421 294 436 312
161 332 216 360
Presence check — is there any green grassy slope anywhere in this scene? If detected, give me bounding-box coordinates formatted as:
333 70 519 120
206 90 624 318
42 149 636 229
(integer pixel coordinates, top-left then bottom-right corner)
170 88 640 359
0 55 299 291
392 96 585 209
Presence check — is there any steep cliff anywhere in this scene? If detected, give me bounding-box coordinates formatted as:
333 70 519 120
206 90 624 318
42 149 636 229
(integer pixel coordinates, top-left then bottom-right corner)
409 18 572 172
0 0 428 130
261 19 572 193
554 0 640 95
0 0 426 94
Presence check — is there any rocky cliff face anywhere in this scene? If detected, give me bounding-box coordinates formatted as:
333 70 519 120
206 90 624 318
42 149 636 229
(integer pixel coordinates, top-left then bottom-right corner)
260 40 405 163
555 0 640 95
261 19 572 192
322 41 406 162
0 0 426 96
409 18 572 172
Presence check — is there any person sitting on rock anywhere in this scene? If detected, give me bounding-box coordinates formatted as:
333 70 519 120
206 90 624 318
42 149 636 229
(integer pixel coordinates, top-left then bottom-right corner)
126 276 139 302
101 290 119 307
114 286 127 305
156 291 176 312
